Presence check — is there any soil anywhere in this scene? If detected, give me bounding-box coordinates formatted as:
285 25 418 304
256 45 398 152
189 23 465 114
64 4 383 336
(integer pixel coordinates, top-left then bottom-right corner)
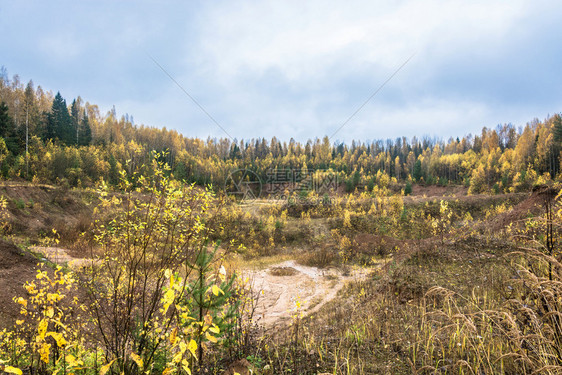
0 183 93 245
0 239 38 328
353 233 400 256
14 243 370 331
410 184 468 197
244 260 369 329
486 185 557 231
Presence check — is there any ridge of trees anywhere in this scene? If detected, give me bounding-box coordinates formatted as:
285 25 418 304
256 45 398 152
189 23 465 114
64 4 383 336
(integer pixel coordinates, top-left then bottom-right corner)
1 67 561 193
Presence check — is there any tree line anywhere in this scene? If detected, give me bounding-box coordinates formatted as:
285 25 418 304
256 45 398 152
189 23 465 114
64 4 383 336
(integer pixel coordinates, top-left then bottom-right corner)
1 67 561 193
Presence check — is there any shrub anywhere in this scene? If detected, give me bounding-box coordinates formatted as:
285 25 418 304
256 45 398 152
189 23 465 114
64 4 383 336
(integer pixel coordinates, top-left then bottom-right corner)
404 181 412 196
14 199 25 210
80 155 222 374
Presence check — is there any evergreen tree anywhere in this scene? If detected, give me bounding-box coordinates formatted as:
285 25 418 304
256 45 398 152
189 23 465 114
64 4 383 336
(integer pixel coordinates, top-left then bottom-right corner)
0 101 19 153
46 92 73 144
0 101 13 137
183 246 238 367
78 112 92 146
108 154 119 185
404 180 412 195
70 98 80 145
413 159 423 182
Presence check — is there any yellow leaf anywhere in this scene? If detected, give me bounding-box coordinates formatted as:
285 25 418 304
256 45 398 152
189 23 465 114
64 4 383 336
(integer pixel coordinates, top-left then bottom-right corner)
219 265 226 282
99 359 116 375
172 351 183 364
46 306 54 318
211 285 219 296
162 289 175 315
47 332 67 347
66 355 76 366
4 366 23 375
187 339 197 357
38 319 48 340
162 368 173 375
208 325 220 334
179 341 187 354
15 320 24 325
65 354 83 368
169 327 178 345
39 343 51 363
205 331 217 343
130 352 143 369
181 359 192 375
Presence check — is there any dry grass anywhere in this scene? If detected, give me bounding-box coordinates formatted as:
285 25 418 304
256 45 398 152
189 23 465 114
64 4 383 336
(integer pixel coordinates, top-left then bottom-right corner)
269 266 299 276
250 232 560 374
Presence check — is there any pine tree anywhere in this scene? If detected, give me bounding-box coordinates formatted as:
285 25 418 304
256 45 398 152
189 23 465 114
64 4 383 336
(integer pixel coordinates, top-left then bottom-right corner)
70 99 80 145
404 180 412 195
0 101 13 138
184 246 238 369
413 159 422 182
46 92 73 144
78 112 92 146
0 101 19 153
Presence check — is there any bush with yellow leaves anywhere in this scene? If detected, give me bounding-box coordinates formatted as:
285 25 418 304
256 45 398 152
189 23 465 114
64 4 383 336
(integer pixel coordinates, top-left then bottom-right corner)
1 154 242 375
1 265 88 375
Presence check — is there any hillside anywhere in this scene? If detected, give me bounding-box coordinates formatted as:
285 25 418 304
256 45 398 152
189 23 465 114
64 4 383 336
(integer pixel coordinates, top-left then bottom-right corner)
0 239 37 328
0 177 558 373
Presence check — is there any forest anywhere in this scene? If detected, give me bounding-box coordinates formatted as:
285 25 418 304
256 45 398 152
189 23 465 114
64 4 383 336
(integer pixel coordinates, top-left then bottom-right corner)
0 69 562 375
1 68 562 194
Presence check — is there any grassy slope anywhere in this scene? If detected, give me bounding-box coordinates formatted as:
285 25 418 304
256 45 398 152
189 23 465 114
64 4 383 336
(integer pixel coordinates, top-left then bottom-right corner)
267 188 546 374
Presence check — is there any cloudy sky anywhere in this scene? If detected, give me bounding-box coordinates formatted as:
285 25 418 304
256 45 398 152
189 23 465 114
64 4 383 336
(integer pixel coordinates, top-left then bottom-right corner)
1 1 561 143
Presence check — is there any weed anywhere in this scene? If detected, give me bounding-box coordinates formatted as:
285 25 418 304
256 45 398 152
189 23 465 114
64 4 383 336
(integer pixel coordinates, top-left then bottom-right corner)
14 199 25 210
269 266 298 276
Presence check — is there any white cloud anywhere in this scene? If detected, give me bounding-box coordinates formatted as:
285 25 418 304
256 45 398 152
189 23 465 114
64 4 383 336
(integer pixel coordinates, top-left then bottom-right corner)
3 0 561 143
194 0 527 82
156 0 546 142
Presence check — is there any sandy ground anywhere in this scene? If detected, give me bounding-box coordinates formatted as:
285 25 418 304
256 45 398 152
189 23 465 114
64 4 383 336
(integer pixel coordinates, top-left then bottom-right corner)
30 246 369 329
243 260 369 329
30 246 98 268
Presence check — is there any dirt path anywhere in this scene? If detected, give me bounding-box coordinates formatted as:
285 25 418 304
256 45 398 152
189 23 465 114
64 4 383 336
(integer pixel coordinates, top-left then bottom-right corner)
243 260 369 328
30 246 98 268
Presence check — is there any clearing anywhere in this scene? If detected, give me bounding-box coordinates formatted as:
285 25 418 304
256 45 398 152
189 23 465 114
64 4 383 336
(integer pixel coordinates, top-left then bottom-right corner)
242 260 371 328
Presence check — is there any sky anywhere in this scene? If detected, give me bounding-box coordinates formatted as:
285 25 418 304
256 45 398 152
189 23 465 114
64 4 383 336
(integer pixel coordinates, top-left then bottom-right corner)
1 0 561 144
